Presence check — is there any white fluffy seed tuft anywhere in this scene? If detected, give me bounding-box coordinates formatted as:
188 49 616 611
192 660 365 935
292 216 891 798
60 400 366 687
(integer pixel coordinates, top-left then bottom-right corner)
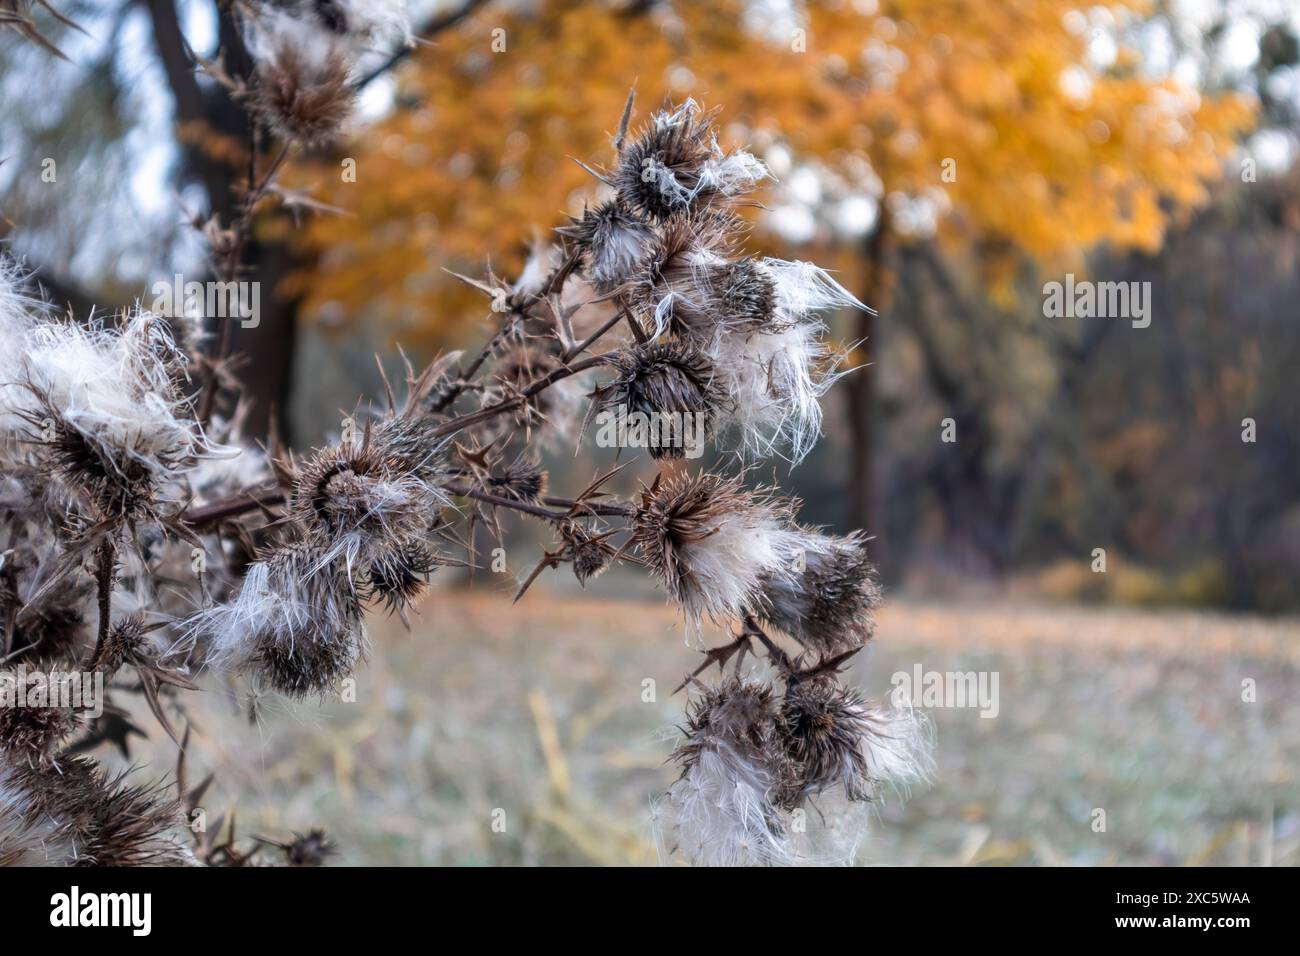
654 741 794 867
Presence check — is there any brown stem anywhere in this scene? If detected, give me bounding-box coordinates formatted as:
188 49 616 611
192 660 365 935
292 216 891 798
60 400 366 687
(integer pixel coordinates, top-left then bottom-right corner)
539 495 634 517
623 303 648 344
431 352 614 438
354 0 492 90
197 139 293 427
742 614 793 674
182 483 286 530
180 473 635 530
429 249 591 414
426 311 516 414
564 307 628 362
446 483 632 519
86 539 115 669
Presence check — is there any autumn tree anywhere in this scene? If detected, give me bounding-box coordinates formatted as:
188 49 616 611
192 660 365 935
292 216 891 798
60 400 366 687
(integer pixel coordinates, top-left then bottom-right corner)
300 0 1252 548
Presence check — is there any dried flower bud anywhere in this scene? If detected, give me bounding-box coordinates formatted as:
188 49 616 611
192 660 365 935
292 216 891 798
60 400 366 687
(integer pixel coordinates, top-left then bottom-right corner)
485 458 548 503
283 828 336 866
0 667 83 765
561 523 616 585
8 310 228 521
185 542 365 698
366 540 439 614
254 616 362 698
614 100 768 221
2 581 90 665
0 759 194 865
372 415 448 483
87 616 149 679
626 208 742 340
292 424 448 569
760 531 880 653
708 258 780 332
657 677 792 867
775 678 933 809
633 473 800 624
590 340 725 459
704 259 865 464
558 200 655 293
249 24 355 147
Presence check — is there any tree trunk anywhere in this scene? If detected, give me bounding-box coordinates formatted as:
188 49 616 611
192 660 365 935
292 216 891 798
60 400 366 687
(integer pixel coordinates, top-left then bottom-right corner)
146 0 301 441
847 215 895 558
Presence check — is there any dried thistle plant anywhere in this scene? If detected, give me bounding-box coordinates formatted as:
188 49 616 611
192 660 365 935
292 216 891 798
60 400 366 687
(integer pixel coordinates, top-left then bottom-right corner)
0 0 85 61
0 56 926 866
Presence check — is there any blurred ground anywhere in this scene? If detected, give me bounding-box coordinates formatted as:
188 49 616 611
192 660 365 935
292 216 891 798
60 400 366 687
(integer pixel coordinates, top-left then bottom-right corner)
129 588 1300 866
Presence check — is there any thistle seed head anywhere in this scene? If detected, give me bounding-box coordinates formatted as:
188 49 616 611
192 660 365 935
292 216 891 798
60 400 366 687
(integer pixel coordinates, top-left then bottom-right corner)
0 759 194 866
658 677 793 867
560 524 616 586
2 582 90 665
709 258 780 332
0 667 83 765
283 827 336 866
710 319 843 465
626 208 742 341
249 26 355 147
485 457 548 503
632 473 800 624
760 531 880 653
776 678 933 808
253 618 362 698
558 200 655 293
291 427 448 570
614 100 768 222
366 540 439 614
591 340 725 460
184 540 366 695
372 414 449 483
8 310 225 521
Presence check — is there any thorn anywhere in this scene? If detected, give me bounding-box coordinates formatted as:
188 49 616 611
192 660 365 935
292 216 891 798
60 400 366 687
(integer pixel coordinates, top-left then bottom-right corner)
569 157 614 186
614 86 637 152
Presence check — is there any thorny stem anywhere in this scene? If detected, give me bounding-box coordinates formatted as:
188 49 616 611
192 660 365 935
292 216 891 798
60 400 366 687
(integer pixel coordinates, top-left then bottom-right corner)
196 138 294 426
622 300 648 344
564 307 629 362
445 483 631 520
86 538 115 670
429 249 591 414
430 351 615 438
540 494 635 517
353 0 492 91
742 614 793 674
181 482 285 529
425 310 517 413
450 481 634 518
181 472 636 532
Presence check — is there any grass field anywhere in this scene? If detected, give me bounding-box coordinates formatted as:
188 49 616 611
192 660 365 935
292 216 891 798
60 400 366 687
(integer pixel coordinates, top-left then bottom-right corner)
123 584 1300 866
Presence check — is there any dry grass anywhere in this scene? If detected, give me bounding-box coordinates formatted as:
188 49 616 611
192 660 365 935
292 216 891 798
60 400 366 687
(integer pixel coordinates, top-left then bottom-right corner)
118 585 1300 865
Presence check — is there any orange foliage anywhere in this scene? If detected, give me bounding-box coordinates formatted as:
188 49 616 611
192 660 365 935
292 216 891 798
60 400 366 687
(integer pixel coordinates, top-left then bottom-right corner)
294 0 1254 344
